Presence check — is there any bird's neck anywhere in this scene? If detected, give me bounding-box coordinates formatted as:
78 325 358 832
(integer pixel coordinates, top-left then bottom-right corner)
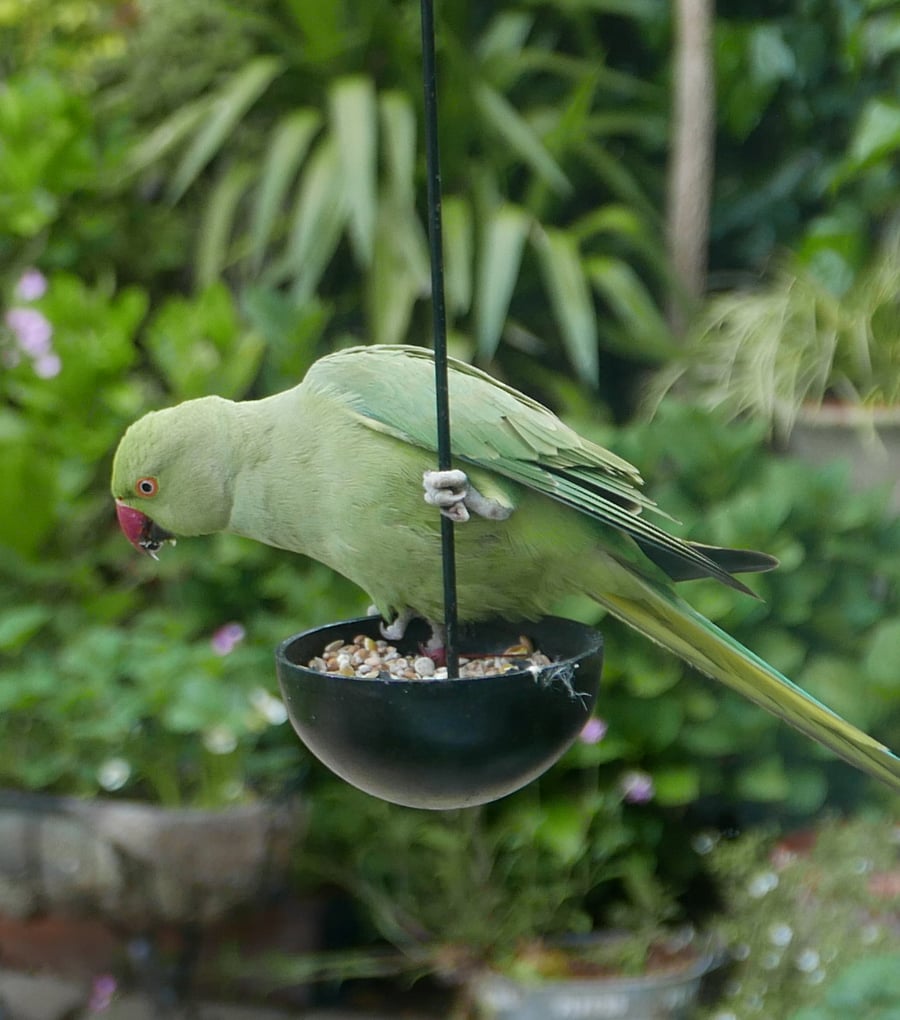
224 388 333 558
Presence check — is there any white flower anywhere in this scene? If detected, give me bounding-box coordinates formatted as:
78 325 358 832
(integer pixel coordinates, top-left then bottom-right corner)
97 757 131 792
747 870 779 898
249 687 288 725
768 922 793 947
203 725 238 755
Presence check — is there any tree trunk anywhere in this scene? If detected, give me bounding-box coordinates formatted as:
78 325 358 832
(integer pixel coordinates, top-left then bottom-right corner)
666 0 716 335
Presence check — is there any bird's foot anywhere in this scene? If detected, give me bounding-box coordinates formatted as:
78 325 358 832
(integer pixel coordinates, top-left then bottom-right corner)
420 621 447 665
380 608 416 641
423 469 512 522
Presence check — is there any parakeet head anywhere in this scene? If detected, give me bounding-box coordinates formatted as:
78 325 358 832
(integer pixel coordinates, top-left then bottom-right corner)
111 396 235 558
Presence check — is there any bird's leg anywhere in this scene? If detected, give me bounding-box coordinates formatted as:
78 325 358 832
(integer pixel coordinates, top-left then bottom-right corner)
423 469 512 523
380 607 416 641
380 610 447 665
422 620 447 666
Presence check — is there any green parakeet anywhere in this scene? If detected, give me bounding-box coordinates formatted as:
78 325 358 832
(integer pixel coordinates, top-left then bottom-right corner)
111 344 900 791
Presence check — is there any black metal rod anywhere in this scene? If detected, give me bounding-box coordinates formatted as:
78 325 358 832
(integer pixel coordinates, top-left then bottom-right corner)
420 0 459 678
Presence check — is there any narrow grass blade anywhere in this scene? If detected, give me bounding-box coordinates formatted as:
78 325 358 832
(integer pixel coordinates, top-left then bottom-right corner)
475 203 531 361
196 162 256 286
249 109 322 273
330 76 378 265
533 226 598 385
169 56 285 203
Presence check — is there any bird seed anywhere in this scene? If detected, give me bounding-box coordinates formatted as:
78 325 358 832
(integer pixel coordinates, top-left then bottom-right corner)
307 633 553 680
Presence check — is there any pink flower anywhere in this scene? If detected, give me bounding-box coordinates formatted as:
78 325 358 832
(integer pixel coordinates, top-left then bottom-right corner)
15 268 48 301
620 769 655 804
579 717 608 745
211 621 246 656
88 973 117 1012
5 307 53 356
33 351 62 378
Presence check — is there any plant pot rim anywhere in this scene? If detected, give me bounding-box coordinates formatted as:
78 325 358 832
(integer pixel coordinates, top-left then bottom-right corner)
795 403 900 427
478 933 724 990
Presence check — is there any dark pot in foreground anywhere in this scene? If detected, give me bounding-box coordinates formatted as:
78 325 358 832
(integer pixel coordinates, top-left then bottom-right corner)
276 615 602 809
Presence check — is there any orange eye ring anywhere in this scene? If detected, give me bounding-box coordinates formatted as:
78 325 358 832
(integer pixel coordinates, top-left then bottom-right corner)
135 476 158 498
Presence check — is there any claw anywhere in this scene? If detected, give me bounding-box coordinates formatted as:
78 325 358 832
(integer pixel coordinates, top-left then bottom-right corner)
380 608 415 641
420 621 446 664
422 469 512 522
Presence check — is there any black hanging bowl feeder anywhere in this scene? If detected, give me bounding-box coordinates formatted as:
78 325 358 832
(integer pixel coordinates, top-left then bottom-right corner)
276 615 602 809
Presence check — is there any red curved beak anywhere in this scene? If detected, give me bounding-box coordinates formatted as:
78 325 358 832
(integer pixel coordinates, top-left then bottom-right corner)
115 500 174 559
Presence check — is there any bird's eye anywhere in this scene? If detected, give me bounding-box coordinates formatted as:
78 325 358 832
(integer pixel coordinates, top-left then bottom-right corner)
135 476 158 498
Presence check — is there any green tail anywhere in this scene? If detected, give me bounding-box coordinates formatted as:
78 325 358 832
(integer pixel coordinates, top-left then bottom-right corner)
590 561 900 792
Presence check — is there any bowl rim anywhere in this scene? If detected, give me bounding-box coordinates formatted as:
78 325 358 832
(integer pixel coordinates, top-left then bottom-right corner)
275 614 604 688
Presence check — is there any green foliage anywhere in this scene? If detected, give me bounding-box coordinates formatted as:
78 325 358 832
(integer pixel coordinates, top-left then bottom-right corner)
115 0 674 383
0 0 127 86
0 268 364 805
1 273 146 555
143 282 267 399
554 399 900 823
0 70 100 241
712 1 900 276
0 55 190 288
791 956 900 1020
697 815 900 1020
299 777 677 960
649 229 900 437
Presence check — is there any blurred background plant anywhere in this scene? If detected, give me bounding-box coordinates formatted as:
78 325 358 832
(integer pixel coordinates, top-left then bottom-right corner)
695 814 900 1019
648 226 900 439
0 0 898 1010
111 0 677 394
296 775 680 972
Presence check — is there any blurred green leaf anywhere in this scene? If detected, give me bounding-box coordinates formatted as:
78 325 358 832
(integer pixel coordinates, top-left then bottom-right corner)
782 766 829 814
843 98 900 174
651 765 701 806
442 195 474 318
735 755 791 802
249 109 322 272
169 56 285 202
473 81 570 195
587 256 675 360
863 619 900 691
534 800 589 865
125 99 208 177
196 162 255 286
280 138 347 298
283 0 345 63
330 76 378 265
475 203 531 361
379 91 416 205
144 283 265 399
533 226 598 385
0 605 52 651
368 202 429 345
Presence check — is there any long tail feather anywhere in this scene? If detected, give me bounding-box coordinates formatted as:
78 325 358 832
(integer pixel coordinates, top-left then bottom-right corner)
589 561 900 792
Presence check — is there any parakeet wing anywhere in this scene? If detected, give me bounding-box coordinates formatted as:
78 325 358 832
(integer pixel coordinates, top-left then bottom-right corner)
305 344 771 592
